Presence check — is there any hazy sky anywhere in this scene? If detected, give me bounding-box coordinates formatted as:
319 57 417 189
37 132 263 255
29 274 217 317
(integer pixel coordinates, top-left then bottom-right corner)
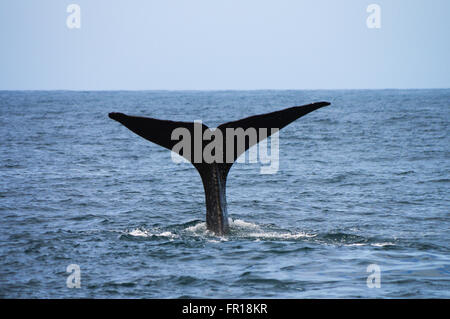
0 0 449 90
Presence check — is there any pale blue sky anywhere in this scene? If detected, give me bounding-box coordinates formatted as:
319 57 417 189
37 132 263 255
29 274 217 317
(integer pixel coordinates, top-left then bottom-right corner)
0 0 449 90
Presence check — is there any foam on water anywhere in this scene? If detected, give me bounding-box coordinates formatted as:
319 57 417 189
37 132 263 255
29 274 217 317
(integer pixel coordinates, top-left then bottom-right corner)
126 228 178 239
123 218 316 242
179 218 317 241
128 229 148 237
122 218 398 246
229 218 317 239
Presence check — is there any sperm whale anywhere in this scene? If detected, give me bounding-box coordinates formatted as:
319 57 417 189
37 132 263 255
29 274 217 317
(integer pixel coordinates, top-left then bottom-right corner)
109 102 330 235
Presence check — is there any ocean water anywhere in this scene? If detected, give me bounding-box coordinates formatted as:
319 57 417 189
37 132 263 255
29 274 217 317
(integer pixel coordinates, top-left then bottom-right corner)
0 90 449 298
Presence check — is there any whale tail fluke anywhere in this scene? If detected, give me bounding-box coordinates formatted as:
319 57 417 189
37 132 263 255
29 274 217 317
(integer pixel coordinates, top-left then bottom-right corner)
109 102 329 166
109 102 330 235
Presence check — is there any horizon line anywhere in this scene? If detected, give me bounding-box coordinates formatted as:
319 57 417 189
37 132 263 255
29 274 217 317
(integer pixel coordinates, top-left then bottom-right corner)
0 87 449 92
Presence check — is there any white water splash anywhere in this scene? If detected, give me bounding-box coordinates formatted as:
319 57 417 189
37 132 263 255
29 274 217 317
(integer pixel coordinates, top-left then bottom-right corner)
183 218 316 240
229 218 261 230
245 231 316 240
127 228 178 239
126 218 316 241
230 218 316 239
345 242 395 247
128 229 148 237
185 222 207 233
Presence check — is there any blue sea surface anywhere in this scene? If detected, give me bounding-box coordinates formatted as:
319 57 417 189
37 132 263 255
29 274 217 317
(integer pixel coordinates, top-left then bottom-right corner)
0 90 449 298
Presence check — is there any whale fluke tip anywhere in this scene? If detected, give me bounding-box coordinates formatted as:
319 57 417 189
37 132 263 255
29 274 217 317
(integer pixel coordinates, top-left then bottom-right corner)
109 112 126 121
